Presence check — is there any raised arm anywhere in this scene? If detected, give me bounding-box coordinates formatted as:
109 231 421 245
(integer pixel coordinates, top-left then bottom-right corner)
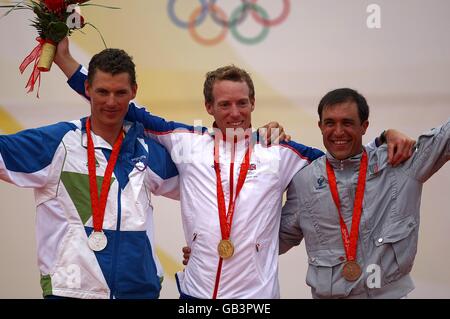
383 129 416 166
53 38 203 153
402 118 450 183
365 129 416 166
54 37 79 80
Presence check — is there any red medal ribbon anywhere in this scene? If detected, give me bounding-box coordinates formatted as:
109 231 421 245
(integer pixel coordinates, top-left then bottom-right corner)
86 117 124 233
214 136 252 241
326 150 368 262
19 38 54 98
212 132 253 299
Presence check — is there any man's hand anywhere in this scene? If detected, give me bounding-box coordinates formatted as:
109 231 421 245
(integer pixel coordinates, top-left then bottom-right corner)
258 121 291 146
182 246 191 266
53 37 80 79
385 129 416 166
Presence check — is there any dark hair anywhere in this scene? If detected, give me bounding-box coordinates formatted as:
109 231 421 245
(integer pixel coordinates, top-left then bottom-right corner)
203 65 255 104
88 48 136 86
318 88 369 123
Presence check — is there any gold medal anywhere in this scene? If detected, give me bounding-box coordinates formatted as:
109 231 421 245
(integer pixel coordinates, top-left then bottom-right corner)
217 239 234 259
342 260 362 281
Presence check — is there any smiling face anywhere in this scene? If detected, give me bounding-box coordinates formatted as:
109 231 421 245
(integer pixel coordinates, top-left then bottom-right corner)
318 101 369 160
205 80 255 135
85 69 137 134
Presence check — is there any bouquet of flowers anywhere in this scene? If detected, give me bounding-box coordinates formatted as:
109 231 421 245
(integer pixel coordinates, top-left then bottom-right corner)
0 0 118 96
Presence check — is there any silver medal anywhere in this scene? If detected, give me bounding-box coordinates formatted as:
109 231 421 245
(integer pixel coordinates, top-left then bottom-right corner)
88 231 108 252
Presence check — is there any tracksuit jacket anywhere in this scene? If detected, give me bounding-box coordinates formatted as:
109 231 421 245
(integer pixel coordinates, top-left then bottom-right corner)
280 118 450 298
0 118 179 299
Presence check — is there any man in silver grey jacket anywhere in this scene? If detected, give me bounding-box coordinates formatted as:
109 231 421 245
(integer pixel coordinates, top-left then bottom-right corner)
280 88 450 299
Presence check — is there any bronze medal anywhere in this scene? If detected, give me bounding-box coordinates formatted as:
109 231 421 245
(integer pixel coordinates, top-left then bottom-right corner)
218 239 234 259
327 152 368 283
342 260 362 281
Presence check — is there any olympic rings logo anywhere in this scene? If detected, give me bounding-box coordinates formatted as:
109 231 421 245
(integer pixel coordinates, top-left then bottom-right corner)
167 0 291 46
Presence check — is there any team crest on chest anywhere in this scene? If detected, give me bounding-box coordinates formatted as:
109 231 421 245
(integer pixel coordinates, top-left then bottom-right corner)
369 163 379 175
315 176 327 190
131 155 148 172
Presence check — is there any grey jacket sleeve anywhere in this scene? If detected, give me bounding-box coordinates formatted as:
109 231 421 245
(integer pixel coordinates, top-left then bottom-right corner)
279 175 304 254
403 118 450 183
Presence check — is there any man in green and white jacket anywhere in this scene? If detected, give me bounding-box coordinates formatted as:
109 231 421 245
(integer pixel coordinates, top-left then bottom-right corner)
0 48 179 299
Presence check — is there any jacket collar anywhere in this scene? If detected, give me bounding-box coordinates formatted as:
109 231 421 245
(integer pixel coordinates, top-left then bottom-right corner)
80 117 143 153
326 148 365 171
210 122 255 143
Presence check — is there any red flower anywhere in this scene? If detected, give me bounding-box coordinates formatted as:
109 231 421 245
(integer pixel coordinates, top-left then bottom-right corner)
43 0 66 13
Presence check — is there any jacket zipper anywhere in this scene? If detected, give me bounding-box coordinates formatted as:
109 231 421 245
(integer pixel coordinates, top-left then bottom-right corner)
109 172 122 299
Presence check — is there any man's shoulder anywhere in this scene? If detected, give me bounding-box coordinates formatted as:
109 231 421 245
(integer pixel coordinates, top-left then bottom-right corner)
292 155 326 184
12 120 79 142
59 120 81 132
279 140 325 162
0 120 79 174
